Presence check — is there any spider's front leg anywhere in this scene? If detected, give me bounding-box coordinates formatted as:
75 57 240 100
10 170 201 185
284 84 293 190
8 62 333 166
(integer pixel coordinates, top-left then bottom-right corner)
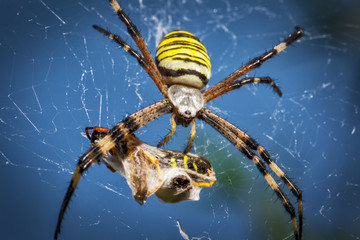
54 100 172 239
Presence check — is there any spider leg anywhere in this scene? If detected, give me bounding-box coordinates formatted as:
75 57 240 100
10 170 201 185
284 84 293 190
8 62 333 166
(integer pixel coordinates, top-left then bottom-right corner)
85 127 119 172
54 99 172 239
184 119 196 153
157 116 196 153
93 26 148 72
54 160 95 239
157 114 177 148
198 108 301 240
203 27 304 103
201 108 303 238
228 77 282 97
104 0 168 96
253 141 303 239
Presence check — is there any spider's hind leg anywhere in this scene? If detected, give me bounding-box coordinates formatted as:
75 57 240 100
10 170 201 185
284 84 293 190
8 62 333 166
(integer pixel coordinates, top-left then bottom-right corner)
198 108 302 240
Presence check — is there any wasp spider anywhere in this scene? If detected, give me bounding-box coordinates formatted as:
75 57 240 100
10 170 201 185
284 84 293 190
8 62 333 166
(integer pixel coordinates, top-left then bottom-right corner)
55 0 304 239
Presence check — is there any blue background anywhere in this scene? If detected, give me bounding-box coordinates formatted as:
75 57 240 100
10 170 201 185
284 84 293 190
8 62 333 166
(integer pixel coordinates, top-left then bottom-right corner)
1 0 360 239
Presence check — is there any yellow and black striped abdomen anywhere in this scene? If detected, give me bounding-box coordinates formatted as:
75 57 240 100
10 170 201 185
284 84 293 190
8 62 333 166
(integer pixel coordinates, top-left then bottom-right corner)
156 31 211 89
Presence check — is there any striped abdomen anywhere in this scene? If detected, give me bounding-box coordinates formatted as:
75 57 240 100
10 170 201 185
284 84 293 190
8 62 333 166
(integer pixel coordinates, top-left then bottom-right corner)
156 31 211 89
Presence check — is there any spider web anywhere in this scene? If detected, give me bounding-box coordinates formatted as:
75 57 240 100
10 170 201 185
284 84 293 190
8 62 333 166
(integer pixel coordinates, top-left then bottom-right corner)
1 0 360 239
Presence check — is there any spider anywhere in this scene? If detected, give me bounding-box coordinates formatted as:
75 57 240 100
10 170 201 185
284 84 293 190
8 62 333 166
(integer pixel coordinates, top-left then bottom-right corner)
55 0 304 239
55 127 216 239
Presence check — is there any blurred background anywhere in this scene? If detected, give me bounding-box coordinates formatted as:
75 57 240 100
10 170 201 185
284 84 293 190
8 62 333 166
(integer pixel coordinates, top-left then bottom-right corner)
1 0 360 239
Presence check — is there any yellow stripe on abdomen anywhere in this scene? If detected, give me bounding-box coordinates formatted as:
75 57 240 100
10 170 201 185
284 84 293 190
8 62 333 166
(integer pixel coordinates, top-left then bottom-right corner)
156 31 211 89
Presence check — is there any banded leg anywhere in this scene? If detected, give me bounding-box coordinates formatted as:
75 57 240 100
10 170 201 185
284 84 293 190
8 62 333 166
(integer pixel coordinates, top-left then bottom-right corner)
93 26 148 72
106 0 168 96
85 127 122 172
54 99 172 239
203 27 304 103
228 77 282 97
225 122 303 239
198 108 301 240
